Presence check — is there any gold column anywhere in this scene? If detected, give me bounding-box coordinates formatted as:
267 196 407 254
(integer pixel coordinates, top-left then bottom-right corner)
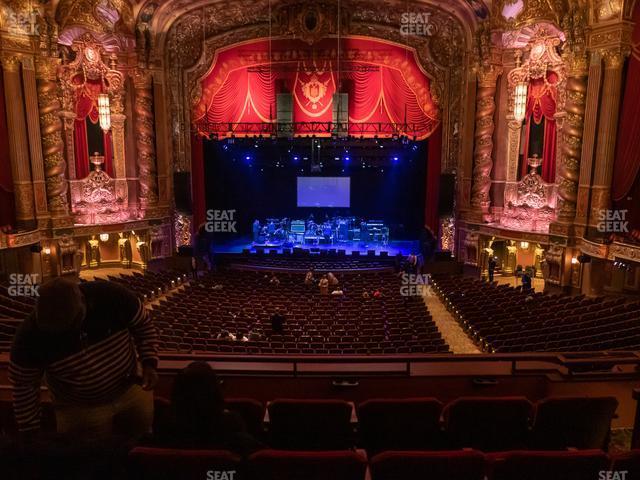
557 54 588 222
35 55 70 223
1 54 34 225
575 52 603 231
133 69 158 208
470 66 500 218
21 57 49 225
589 49 627 226
504 242 517 275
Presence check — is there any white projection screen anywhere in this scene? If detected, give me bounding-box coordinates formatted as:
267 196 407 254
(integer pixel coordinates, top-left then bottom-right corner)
297 177 350 208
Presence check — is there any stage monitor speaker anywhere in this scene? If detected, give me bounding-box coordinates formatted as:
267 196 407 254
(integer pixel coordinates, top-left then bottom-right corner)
174 172 192 213
242 249 250 255
351 250 360 257
380 251 388 258
332 93 349 138
277 93 293 138
367 250 376 257
438 173 456 216
177 246 194 257
337 249 346 256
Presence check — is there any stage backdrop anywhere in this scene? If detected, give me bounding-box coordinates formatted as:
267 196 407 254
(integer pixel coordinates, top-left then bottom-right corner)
202 139 428 243
192 36 440 140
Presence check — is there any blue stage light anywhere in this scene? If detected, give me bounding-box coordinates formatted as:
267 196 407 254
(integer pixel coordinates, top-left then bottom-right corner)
412 144 418 151
293 156 299 161
393 156 399 161
245 155 251 161
344 156 350 161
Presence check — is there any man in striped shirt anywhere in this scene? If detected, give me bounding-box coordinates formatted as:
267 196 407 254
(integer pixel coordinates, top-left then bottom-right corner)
9 277 159 439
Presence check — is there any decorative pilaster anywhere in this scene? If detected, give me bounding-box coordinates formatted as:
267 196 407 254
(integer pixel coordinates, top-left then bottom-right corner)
133 69 158 208
589 48 627 225
1 54 35 225
35 55 71 222
21 57 49 225
575 51 603 230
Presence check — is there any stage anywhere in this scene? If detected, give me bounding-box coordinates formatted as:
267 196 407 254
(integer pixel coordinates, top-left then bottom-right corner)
212 236 419 257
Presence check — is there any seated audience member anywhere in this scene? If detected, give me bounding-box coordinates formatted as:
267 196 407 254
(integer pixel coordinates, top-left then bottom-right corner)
248 324 263 341
9 278 158 441
362 289 370 299
304 268 315 285
319 275 330 295
373 288 383 298
154 362 261 454
331 289 344 296
217 330 235 341
327 272 339 286
269 273 280 286
270 310 286 335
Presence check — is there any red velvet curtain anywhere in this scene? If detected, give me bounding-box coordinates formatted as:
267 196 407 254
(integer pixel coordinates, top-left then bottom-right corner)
612 3 640 201
425 124 442 234
0 66 15 229
193 37 439 139
191 134 206 230
520 72 558 182
73 80 113 177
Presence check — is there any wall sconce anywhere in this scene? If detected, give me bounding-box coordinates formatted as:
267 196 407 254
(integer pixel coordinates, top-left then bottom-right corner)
571 257 579 265
99 233 109 242
42 247 51 255
513 81 528 123
97 93 111 131
520 241 529 249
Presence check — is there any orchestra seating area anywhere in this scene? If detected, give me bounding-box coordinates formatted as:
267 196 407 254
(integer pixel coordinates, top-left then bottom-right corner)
432 274 640 353
0 394 633 479
152 269 449 354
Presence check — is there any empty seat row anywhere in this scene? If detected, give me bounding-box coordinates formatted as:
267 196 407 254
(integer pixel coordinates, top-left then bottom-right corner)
127 447 640 480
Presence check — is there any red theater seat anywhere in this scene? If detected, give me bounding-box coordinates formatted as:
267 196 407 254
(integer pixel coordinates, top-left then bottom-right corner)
529 396 618 450
443 397 533 451
128 447 242 480
610 450 640 478
248 449 367 480
267 399 353 450
357 398 444 454
486 450 609 480
369 450 485 480
225 398 265 439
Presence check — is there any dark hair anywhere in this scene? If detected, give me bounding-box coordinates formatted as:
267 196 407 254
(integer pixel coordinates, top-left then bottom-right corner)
36 277 85 332
171 362 225 439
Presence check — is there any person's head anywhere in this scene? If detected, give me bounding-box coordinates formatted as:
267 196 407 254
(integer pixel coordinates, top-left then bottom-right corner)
35 278 86 333
171 362 225 434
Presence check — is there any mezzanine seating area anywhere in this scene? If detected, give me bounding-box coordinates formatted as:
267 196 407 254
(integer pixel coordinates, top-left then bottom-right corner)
152 270 448 355
432 274 640 353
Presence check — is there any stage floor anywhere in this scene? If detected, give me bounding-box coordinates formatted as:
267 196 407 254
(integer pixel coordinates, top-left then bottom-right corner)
212 236 419 256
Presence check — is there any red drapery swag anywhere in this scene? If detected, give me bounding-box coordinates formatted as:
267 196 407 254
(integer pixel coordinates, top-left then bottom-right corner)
612 2 640 202
425 124 442 234
0 65 15 229
192 37 440 140
73 79 113 178
520 71 558 183
191 134 206 230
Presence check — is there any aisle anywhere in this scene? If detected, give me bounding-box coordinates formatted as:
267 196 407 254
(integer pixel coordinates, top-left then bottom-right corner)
422 288 481 354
